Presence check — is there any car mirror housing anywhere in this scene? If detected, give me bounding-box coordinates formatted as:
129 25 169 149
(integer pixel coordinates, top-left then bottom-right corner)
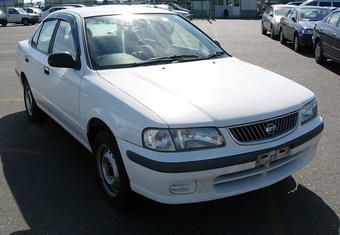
48 53 76 69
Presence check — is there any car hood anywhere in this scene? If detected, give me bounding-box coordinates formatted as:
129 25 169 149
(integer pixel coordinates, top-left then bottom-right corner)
97 57 314 127
297 20 316 29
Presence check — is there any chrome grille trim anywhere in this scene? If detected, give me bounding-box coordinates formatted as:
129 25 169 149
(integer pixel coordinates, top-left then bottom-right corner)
228 112 299 144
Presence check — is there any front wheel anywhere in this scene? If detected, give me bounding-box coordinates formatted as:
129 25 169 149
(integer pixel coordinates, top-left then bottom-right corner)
93 132 131 209
280 30 286 44
315 40 326 64
22 18 29 26
261 22 267 35
270 25 276 39
23 79 46 122
293 34 301 52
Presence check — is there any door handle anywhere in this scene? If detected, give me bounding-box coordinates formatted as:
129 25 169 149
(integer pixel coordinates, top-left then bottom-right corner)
25 55 29 63
333 32 336 37
44 66 49 75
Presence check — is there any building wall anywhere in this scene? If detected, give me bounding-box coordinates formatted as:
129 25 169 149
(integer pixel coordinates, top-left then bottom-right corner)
214 0 257 18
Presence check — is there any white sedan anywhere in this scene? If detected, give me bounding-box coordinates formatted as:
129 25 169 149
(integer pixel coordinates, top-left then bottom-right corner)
16 5 324 208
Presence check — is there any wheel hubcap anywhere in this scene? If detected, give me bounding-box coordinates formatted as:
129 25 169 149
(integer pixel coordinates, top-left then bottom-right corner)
25 86 33 115
99 145 120 197
316 44 321 59
294 37 298 50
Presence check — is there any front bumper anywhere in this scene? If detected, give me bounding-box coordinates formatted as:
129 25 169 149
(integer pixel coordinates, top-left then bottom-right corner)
29 17 39 23
120 120 323 204
299 34 313 47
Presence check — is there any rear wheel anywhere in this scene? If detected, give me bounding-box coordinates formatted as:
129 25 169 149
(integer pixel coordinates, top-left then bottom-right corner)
1 19 7 26
280 30 286 44
315 40 326 64
23 79 46 122
93 132 131 209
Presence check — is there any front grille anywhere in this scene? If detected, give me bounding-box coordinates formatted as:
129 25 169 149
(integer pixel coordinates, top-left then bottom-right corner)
228 112 298 144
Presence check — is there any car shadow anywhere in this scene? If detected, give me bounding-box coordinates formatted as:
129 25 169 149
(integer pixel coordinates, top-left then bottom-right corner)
318 60 340 76
1 112 339 235
280 42 315 58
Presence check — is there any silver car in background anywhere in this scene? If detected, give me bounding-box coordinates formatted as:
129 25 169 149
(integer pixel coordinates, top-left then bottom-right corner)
261 4 293 39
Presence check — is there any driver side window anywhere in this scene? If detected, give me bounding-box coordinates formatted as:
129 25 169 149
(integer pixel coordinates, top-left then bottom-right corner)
52 20 76 60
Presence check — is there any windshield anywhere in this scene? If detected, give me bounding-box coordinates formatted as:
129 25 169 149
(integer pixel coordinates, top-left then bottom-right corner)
17 8 27 13
298 8 331 21
274 7 291 16
85 14 226 69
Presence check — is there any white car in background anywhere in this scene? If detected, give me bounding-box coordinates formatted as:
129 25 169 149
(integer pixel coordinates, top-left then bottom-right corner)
16 5 323 209
143 4 191 20
23 7 42 15
39 5 75 22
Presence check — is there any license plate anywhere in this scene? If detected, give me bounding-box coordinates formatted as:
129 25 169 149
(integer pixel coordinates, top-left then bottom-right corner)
256 146 291 167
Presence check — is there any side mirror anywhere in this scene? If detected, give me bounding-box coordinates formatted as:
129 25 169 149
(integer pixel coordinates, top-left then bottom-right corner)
214 40 221 46
48 53 76 69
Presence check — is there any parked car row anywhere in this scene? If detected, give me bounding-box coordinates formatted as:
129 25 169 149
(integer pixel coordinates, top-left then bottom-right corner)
261 4 340 65
0 7 39 26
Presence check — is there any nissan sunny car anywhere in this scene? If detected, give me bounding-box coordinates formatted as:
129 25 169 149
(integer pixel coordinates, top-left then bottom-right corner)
16 6 324 208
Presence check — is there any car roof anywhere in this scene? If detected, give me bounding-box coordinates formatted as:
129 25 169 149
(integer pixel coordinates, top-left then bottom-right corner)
58 5 175 18
270 4 293 8
292 5 335 8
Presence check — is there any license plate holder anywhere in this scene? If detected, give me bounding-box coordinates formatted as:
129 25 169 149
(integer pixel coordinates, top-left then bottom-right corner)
256 146 291 167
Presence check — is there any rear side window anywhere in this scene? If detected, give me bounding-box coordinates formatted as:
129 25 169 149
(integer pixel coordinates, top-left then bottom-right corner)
52 20 76 60
319 2 331 6
31 20 57 53
333 2 340 6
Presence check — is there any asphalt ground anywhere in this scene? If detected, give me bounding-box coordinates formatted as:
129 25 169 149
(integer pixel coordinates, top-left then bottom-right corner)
0 19 339 235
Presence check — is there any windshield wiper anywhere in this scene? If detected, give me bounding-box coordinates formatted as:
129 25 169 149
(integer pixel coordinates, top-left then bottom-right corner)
151 54 200 61
206 51 225 59
131 55 200 67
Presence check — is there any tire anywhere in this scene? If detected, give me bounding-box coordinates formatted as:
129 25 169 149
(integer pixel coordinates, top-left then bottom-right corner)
315 40 326 64
1 19 7 26
93 132 131 209
293 34 301 52
261 22 266 35
23 79 46 122
270 25 276 39
22 18 29 26
280 30 286 44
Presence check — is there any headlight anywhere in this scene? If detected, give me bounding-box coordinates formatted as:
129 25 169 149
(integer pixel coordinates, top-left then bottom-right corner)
301 29 313 35
143 128 225 151
301 99 318 124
